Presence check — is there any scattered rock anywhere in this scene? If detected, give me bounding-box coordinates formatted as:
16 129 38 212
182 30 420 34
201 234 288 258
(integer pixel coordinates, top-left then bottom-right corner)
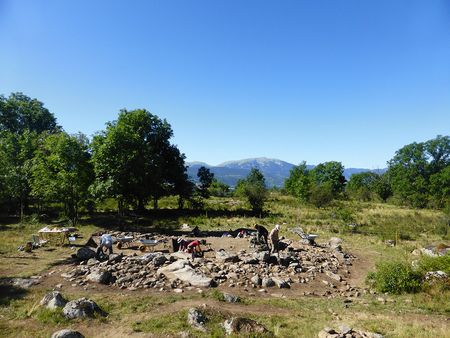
10 277 40 289
40 291 67 309
251 275 262 286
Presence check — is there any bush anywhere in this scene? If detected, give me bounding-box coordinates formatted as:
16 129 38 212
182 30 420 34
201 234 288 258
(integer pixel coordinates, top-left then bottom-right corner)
366 261 422 294
417 254 450 275
309 183 334 208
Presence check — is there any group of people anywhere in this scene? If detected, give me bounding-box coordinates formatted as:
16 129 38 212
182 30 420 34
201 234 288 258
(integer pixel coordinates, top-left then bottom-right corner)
95 223 282 260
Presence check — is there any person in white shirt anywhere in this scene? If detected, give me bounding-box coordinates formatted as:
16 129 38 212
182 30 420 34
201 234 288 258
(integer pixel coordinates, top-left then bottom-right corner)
97 233 113 257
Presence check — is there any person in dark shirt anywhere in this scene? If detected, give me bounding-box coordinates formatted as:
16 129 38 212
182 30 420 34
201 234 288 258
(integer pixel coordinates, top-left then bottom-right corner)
254 224 269 245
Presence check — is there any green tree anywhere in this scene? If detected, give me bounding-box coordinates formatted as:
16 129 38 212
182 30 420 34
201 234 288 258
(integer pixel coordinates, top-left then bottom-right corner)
346 171 380 201
0 92 59 134
91 109 187 213
284 161 311 202
373 173 393 202
310 161 346 196
209 179 230 197
0 130 41 218
309 182 334 208
197 166 214 198
31 132 93 224
241 168 267 214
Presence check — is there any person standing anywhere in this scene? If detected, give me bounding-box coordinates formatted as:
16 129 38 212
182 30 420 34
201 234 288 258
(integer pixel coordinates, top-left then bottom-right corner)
254 224 269 245
269 224 280 254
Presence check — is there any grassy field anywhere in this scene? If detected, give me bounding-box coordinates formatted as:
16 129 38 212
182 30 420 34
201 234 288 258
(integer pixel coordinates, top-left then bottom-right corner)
1 194 449 337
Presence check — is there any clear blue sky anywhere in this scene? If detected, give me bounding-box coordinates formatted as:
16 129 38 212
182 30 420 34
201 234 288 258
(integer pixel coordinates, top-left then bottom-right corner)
1 0 449 169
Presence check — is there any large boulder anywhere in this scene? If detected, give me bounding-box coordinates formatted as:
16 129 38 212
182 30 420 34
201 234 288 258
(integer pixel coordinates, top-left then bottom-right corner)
51 329 84 338
76 247 96 261
216 249 239 263
62 297 107 319
223 317 270 335
86 269 112 284
157 260 213 287
187 308 207 332
40 291 67 309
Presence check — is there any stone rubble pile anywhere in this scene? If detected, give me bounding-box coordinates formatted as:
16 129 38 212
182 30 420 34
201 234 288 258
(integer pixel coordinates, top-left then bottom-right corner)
61 235 360 296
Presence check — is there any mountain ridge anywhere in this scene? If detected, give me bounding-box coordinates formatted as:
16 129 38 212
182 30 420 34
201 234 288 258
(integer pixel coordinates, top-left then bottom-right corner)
187 157 386 187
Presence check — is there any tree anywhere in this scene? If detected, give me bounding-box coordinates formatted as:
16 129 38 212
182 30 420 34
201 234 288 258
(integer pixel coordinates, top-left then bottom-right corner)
309 182 334 208
197 166 214 198
387 135 450 208
284 161 311 202
346 171 380 201
91 109 187 213
373 173 393 202
310 161 346 196
241 168 267 214
209 179 230 197
31 132 93 224
0 130 42 218
0 92 59 134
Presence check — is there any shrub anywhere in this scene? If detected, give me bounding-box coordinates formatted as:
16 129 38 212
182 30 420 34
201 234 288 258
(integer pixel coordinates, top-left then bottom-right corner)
417 254 450 275
366 261 422 294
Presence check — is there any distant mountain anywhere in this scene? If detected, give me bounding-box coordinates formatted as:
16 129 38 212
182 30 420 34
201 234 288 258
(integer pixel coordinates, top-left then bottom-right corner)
187 158 386 187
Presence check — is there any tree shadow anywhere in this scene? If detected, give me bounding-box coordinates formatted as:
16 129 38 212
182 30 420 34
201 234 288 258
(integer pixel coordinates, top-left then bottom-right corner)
0 279 29 306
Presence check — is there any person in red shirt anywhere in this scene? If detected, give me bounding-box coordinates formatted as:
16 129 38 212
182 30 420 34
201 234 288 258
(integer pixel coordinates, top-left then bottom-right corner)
187 239 204 259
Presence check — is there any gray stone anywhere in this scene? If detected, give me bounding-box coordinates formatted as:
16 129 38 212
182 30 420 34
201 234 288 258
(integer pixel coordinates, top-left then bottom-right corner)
339 324 352 335
272 278 290 289
187 308 206 332
223 293 240 303
76 247 96 261
10 277 40 289
251 275 262 286
223 317 269 335
253 251 270 263
51 329 85 338
86 269 112 284
153 255 167 267
40 291 67 309
62 297 106 319
325 271 342 282
261 277 275 287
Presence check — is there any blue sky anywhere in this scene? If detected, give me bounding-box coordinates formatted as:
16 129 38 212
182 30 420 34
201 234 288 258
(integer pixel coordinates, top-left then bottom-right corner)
1 0 449 168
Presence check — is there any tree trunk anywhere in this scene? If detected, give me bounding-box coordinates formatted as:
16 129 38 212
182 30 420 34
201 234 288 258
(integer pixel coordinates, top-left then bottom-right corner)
153 195 158 210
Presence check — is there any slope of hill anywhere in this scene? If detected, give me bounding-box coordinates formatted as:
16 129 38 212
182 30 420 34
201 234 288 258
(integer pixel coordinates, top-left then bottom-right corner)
187 158 385 187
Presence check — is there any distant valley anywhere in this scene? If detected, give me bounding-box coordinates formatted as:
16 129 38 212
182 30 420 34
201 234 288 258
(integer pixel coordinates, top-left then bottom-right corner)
187 157 386 187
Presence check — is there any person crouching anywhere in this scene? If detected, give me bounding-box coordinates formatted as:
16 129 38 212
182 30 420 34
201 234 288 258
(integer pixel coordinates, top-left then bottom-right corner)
96 233 113 258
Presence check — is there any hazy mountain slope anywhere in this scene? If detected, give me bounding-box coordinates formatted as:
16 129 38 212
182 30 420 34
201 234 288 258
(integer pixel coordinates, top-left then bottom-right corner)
187 158 386 187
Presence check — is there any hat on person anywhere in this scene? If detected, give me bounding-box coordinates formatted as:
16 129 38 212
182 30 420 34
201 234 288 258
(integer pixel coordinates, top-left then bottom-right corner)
275 224 280 230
